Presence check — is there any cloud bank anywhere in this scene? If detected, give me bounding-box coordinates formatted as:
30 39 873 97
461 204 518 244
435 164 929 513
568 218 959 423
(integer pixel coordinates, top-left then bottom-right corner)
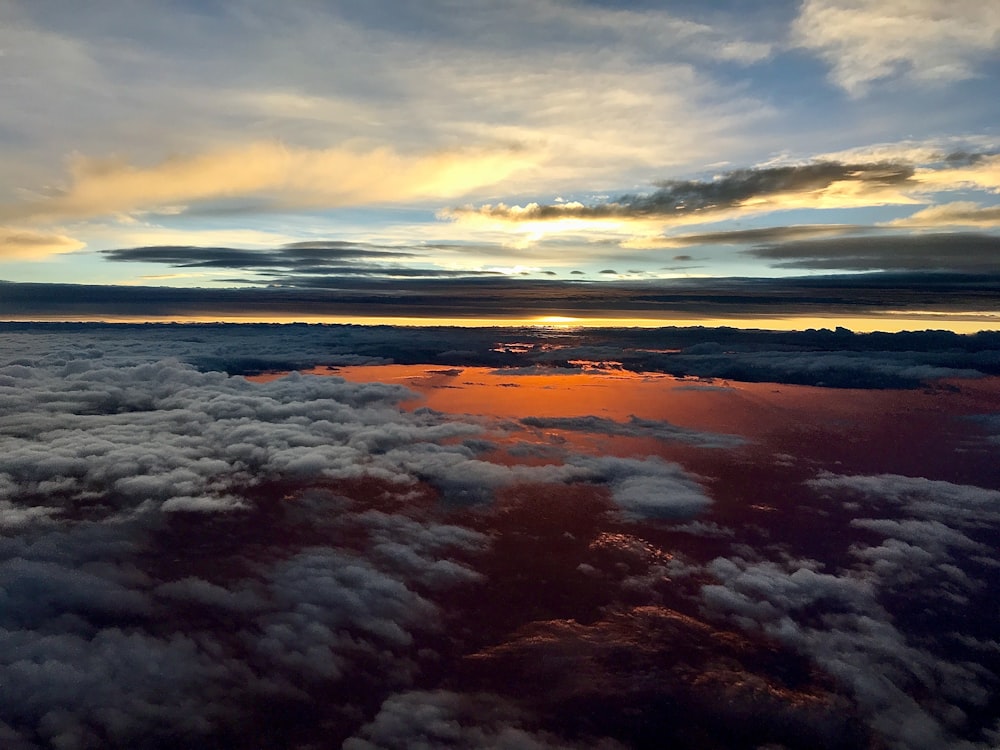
0 337 721 747
0 323 997 748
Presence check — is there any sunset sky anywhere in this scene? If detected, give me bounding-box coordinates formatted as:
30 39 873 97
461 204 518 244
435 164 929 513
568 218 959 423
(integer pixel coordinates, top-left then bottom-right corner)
4 5 1000 748
2 0 999 326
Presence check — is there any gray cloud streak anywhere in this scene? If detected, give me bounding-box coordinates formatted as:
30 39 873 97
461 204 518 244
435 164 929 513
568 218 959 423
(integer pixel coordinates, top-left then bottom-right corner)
453 161 916 221
748 232 1000 272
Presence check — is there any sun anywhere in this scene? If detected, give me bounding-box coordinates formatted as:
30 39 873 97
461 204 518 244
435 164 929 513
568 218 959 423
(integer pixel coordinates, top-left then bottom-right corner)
531 315 580 327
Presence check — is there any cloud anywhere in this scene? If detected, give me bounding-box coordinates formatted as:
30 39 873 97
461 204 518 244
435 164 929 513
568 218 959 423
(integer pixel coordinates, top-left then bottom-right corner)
103 243 419 268
695 471 1000 749
0 323 997 748
651 223 868 248
367 441 711 517
0 142 536 223
700 552 993 749
0 346 510 746
969 414 1000 445
747 232 1000 272
806 472 1000 530
343 689 617 750
3 320 999 391
664 349 985 388
0 358 431 515
524 0 774 66
0 226 85 260
443 153 1000 260
0 324 727 747
448 161 919 225
465 604 861 749
101 242 507 284
888 202 1000 228
520 414 744 448
563 455 713 519
0 0 778 231
793 0 1000 96
254 547 441 678
914 154 1000 193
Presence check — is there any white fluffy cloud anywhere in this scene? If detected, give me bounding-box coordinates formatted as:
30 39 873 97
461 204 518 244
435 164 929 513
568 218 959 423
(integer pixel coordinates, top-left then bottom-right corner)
0 328 718 747
794 0 1000 95
698 472 1000 750
344 690 622 750
1 324 996 748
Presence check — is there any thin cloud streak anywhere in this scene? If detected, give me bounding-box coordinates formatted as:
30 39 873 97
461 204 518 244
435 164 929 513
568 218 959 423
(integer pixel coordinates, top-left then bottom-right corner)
748 233 1000 273
888 202 1000 228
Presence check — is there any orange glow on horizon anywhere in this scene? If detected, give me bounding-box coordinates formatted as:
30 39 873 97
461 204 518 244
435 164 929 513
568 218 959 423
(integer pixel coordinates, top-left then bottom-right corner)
2 311 998 334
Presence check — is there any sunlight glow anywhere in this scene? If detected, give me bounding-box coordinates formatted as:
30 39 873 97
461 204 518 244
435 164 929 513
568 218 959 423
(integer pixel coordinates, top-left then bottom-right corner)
4 311 997 333
532 316 581 326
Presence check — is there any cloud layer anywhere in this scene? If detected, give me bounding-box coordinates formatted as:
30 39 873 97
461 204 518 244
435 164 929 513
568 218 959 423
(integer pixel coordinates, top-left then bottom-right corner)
0 324 997 748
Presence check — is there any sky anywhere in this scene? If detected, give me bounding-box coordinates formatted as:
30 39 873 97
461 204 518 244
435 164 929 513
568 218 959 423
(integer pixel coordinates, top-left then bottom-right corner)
1 0 1000 326
3 5 1000 745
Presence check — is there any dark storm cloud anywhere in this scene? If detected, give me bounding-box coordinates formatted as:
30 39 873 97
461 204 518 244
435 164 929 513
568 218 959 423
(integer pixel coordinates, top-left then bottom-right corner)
943 150 993 167
453 161 915 220
748 232 1000 272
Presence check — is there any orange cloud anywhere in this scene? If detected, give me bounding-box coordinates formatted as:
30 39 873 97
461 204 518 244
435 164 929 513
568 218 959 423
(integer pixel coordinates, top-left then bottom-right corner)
0 227 85 260
888 201 1000 228
914 155 1000 193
